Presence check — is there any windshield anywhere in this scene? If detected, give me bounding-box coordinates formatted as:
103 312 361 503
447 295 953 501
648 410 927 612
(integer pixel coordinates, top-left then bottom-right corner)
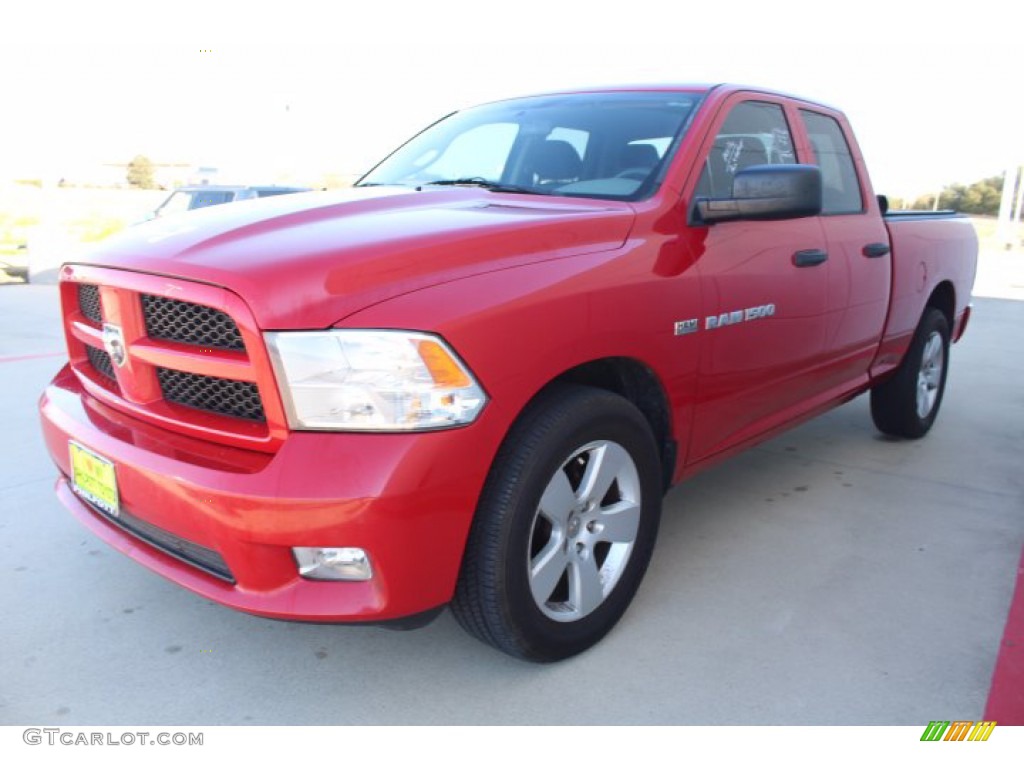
358 92 702 201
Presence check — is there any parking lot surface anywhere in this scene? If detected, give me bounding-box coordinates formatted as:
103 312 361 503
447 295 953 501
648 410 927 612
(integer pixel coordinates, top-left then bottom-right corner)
1 275 1021 725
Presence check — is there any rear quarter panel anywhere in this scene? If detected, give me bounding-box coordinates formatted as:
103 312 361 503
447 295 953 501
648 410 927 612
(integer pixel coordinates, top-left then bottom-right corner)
873 215 978 376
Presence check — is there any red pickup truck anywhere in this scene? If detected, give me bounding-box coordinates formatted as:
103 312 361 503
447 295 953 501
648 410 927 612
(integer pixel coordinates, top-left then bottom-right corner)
40 85 977 661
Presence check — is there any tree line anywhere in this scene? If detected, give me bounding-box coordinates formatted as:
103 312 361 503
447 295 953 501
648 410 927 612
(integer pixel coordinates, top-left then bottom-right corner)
888 175 1010 215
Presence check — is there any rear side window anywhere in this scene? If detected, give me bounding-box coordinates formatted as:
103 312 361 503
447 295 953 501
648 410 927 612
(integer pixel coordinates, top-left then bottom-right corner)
800 110 863 214
696 101 796 199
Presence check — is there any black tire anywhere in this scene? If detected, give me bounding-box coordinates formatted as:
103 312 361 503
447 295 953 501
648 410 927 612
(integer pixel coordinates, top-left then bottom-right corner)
870 307 950 439
451 384 662 662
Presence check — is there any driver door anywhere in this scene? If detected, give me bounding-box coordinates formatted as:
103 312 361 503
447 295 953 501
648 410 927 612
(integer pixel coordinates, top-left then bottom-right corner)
687 97 832 461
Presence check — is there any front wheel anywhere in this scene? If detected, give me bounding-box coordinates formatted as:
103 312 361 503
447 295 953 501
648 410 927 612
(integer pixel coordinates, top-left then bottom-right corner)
451 385 662 661
870 307 951 438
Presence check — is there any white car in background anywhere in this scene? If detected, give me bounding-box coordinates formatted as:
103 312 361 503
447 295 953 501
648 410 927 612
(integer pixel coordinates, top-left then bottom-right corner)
1 244 29 282
145 185 312 220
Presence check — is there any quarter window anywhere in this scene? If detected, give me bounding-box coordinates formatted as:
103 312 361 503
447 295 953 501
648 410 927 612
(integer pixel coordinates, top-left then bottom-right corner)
800 110 863 214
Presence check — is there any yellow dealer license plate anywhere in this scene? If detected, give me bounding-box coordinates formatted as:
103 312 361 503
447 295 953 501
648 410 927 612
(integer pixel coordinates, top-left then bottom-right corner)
69 441 119 518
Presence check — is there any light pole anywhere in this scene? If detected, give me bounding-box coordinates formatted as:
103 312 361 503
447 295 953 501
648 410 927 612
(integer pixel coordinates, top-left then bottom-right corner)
1013 165 1024 236
996 166 1019 249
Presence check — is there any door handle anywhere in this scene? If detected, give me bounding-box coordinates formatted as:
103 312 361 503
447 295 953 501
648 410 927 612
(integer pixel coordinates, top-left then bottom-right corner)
793 249 828 267
862 242 890 258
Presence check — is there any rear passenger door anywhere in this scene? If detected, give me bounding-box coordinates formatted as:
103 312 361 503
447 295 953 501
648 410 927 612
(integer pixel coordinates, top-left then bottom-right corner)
798 109 890 389
687 97 831 461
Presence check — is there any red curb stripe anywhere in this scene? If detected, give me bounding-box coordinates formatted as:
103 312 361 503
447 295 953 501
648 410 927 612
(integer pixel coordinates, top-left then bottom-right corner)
0 352 64 363
984 545 1024 724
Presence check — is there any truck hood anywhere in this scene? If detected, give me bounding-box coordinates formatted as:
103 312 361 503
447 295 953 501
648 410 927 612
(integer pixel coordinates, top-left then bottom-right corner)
72 186 635 329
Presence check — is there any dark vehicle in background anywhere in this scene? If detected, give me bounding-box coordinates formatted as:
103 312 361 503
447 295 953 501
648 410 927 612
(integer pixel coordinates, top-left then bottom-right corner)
147 185 312 219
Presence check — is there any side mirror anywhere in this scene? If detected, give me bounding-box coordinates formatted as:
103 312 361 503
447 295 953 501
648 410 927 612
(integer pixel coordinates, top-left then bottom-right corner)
696 164 822 224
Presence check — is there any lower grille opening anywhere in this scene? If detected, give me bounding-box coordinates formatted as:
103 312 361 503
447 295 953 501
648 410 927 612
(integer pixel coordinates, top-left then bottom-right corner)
157 368 265 422
85 345 117 382
77 490 235 583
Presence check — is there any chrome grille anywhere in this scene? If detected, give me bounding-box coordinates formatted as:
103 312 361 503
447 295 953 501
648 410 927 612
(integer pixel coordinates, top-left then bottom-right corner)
156 368 265 422
142 294 245 352
78 284 102 323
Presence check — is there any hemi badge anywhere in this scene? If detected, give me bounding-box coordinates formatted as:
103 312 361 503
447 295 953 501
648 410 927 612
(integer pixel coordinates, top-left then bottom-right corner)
674 319 699 336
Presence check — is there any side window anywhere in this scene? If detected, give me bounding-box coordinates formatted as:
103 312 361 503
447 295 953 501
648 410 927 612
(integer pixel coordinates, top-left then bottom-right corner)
800 110 863 214
190 191 234 209
696 101 796 199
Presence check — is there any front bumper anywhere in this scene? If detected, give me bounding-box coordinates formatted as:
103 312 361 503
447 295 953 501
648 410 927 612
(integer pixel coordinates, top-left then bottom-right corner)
1 257 29 279
40 365 497 622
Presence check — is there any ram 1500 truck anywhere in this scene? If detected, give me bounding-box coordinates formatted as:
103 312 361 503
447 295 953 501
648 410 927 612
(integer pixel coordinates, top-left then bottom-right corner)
40 85 977 661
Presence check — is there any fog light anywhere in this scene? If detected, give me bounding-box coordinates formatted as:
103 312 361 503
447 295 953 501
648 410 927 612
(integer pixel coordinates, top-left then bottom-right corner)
293 547 372 581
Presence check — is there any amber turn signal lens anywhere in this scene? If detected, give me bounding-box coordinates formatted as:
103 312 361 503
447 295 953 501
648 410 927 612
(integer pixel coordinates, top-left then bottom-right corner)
416 339 472 388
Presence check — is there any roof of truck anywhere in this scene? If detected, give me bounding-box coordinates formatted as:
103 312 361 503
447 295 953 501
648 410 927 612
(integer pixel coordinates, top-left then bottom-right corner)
476 83 841 113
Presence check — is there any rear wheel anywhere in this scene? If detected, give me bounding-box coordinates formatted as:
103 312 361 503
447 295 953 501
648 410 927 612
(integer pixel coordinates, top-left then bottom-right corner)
870 307 950 438
452 385 662 661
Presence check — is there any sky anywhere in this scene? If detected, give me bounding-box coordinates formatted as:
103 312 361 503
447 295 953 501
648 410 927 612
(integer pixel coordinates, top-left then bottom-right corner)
4 0 1021 199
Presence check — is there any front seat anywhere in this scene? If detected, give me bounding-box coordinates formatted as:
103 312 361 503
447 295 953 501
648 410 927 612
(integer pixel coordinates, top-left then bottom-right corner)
523 140 583 186
617 143 660 178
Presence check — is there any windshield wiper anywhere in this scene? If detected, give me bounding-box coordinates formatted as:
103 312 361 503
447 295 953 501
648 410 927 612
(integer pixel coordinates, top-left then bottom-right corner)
419 178 543 195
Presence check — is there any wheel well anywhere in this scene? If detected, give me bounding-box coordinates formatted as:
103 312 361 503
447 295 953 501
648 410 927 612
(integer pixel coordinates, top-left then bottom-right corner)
549 358 675 491
927 281 955 327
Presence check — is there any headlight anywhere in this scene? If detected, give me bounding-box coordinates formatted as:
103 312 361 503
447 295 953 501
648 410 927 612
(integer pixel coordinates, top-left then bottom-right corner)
265 330 488 431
